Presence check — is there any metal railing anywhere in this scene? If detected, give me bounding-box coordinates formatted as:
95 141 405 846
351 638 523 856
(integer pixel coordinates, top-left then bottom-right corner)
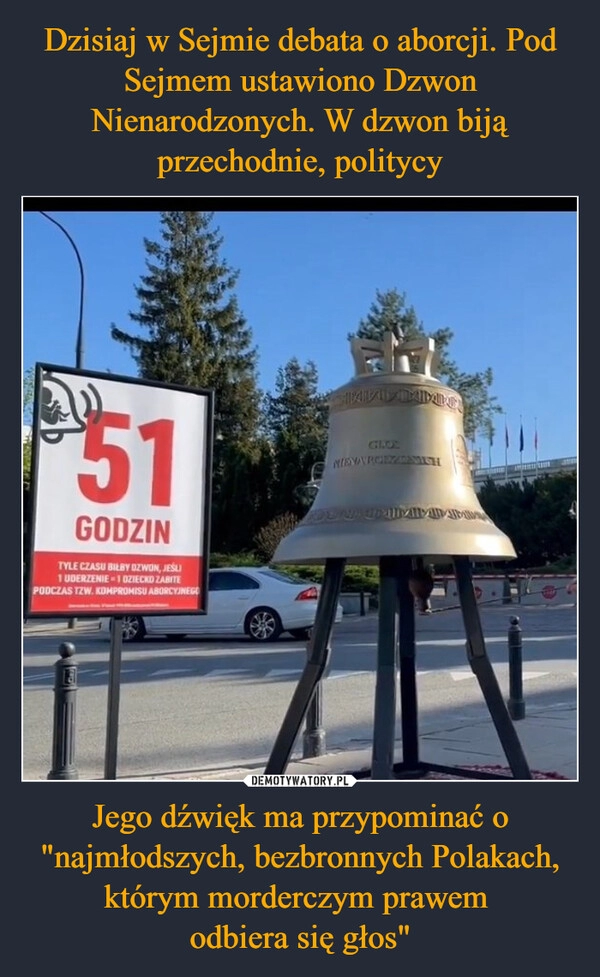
474 456 576 484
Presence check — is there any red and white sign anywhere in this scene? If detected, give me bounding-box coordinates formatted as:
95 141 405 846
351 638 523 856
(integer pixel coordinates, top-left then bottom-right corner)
542 584 557 600
27 365 213 616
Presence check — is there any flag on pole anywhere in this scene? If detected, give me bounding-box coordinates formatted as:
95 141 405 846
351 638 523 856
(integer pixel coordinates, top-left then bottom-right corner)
519 422 524 454
505 421 509 449
534 425 538 452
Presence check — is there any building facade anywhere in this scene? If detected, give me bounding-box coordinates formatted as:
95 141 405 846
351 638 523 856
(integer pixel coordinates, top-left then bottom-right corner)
473 456 576 489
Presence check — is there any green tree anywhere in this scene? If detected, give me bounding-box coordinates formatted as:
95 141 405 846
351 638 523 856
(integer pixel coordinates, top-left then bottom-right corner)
263 357 329 516
477 472 576 568
254 512 299 564
215 437 275 553
349 287 499 440
110 212 262 551
22 366 34 485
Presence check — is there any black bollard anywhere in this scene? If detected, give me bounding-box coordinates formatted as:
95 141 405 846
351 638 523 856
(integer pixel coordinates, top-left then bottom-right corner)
302 625 328 758
265 558 344 774
303 681 326 758
47 642 79 780
507 616 525 720
359 590 366 616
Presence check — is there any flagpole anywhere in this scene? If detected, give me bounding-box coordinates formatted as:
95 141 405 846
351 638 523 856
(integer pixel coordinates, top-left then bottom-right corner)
534 416 538 477
519 414 523 486
504 413 508 480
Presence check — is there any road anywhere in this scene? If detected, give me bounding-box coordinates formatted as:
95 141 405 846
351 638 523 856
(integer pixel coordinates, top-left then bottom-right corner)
22 605 577 780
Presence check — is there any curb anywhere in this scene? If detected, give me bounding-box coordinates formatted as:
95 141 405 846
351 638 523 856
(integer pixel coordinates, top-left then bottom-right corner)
23 620 101 634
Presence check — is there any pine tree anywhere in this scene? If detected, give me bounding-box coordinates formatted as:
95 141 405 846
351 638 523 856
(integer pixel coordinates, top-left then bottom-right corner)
111 211 261 550
263 357 329 516
350 287 425 346
349 287 500 440
111 211 259 438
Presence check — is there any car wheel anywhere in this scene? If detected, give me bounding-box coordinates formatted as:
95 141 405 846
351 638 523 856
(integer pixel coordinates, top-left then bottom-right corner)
245 607 283 642
289 628 312 640
119 615 146 642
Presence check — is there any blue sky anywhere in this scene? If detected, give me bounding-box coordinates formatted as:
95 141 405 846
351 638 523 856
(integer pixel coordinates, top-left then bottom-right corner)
22 205 577 468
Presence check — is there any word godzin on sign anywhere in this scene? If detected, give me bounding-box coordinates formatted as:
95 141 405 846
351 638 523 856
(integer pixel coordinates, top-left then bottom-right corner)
74 515 171 544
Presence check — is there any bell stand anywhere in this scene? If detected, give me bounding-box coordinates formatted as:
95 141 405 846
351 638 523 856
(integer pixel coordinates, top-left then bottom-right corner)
265 555 532 780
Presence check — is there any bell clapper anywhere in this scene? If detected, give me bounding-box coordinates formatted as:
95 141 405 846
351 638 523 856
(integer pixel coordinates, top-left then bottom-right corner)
408 558 435 614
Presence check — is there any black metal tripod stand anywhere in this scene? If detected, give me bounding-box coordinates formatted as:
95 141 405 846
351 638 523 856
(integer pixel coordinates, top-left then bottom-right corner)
265 555 532 780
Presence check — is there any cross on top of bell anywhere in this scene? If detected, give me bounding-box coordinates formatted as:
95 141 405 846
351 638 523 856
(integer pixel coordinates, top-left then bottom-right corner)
350 330 439 378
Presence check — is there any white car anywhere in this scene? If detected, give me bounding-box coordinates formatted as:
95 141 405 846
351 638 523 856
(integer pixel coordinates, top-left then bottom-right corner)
101 566 343 643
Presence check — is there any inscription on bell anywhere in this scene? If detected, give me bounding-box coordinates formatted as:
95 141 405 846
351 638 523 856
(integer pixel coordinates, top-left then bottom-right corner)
302 505 492 525
329 385 463 414
332 454 442 468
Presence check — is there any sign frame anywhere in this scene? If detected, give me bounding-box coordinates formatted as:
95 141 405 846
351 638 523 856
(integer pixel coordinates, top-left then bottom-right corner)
25 363 214 619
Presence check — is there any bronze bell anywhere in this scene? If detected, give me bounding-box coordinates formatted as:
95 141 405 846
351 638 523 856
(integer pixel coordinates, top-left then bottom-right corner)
274 331 515 565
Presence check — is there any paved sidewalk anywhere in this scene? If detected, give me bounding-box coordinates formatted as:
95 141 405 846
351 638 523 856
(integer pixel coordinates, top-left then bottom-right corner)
127 700 577 782
25 609 576 782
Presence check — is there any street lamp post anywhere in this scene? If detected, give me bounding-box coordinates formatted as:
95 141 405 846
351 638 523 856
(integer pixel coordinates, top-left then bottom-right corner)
39 212 85 369
39 212 85 629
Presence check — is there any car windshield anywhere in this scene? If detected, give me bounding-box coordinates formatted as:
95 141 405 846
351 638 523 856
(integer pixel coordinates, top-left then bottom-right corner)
258 568 316 586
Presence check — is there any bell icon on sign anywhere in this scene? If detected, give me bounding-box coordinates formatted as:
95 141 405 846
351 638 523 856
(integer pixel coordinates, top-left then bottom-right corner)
39 373 102 445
